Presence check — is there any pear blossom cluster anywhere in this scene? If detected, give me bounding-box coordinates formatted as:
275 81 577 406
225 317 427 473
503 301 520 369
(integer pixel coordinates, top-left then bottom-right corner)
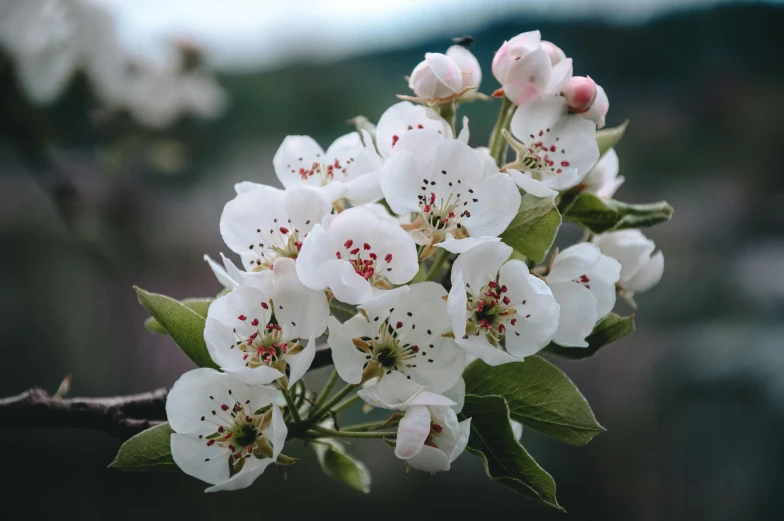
164 31 665 492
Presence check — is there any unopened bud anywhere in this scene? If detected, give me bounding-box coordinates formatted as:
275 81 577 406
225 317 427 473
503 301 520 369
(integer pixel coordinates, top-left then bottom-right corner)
445 45 482 90
409 53 462 101
540 40 566 65
562 76 598 113
580 82 609 128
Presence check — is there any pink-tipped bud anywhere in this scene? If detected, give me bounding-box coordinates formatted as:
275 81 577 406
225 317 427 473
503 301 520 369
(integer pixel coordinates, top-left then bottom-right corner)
579 82 609 129
540 41 567 65
409 53 462 101
562 76 598 113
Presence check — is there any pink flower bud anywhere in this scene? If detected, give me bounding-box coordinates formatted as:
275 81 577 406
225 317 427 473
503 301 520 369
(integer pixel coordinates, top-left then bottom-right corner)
446 45 482 90
409 53 462 101
562 76 598 113
579 82 609 128
540 41 567 65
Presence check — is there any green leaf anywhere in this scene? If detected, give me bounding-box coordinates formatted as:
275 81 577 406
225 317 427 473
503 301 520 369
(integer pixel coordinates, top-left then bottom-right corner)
144 297 214 335
461 395 562 510
563 192 673 234
596 120 628 157
313 439 372 493
463 357 604 446
109 423 177 471
135 287 218 369
500 193 562 263
544 313 635 360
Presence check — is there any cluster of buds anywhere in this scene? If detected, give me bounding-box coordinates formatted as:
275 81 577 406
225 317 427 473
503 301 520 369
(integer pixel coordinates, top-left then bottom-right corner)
163 30 665 494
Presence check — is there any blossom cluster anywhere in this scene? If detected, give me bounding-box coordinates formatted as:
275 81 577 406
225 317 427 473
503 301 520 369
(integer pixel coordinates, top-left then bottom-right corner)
164 31 665 492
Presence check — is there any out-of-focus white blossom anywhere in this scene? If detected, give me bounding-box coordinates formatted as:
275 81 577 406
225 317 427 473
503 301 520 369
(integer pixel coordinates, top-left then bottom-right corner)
594 230 664 297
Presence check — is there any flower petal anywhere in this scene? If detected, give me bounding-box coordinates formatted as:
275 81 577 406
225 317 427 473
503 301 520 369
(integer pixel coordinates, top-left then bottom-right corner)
394 405 432 460
548 243 601 283
550 281 598 348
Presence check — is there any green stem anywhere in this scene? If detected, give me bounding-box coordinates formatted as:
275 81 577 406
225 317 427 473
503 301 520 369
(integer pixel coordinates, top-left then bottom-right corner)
313 368 339 411
425 248 451 282
293 380 307 411
308 383 355 422
436 100 457 134
308 426 396 439
282 388 302 424
342 421 392 432
331 394 361 414
488 96 514 167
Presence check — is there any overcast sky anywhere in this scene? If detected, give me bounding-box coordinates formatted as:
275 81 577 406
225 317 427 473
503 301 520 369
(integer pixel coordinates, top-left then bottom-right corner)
93 0 772 71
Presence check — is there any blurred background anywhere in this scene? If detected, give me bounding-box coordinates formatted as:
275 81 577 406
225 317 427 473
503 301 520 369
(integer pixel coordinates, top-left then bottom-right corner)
1 0 783 519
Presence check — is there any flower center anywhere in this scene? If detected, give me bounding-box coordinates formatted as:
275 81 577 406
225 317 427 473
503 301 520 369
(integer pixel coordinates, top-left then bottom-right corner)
234 314 295 371
520 128 571 178
351 311 440 384
424 421 444 448
199 396 275 474
415 188 471 241
465 279 523 349
296 156 355 186
335 239 394 287
247 218 304 271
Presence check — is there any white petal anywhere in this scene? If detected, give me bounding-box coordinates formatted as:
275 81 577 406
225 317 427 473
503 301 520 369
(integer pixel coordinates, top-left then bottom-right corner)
205 456 275 493
343 171 383 205
204 254 236 289
272 261 329 339
268 404 288 459
379 150 425 215
171 433 230 486
424 52 463 95
377 104 452 158
443 377 465 413
457 336 521 366
285 336 316 386
220 253 273 293
447 272 468 340
550 282 598 348
272 135 325 188
511 95 567 142
324 259 374 305
295 223 333 291
504 48 552 105
587 255 622 318
457 116 470 144
548 243 601 283
463 173 521 238
327 316 368 385
394 405 432 460
407 445 451 473
547 57 573 93
437 236 500 254
507 169 558 198
627 250 664 295
220 185 285 257
446 45 482 90
451 240 512 296
223 365 283 386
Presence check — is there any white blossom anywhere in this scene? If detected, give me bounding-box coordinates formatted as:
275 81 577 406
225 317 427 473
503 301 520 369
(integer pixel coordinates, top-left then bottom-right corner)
593 230 664 297
492 31 572 105
220 185 332 272
296 206 418 305
354 372 470 473
166 368 286 492
204 258 329 386
582 148 624 199
447 241 559 365
546 243 621 347
509 95 600 190
327 282 466 399
272 131 383 204
380 130 520 257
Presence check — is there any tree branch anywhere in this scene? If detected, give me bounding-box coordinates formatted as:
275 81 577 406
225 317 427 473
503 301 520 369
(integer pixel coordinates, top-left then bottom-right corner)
0 346 334 439
0 387 168 438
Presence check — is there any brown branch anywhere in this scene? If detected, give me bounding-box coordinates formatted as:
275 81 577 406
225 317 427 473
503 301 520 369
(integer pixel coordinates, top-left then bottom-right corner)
0 347 334 439
0 387 168 438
